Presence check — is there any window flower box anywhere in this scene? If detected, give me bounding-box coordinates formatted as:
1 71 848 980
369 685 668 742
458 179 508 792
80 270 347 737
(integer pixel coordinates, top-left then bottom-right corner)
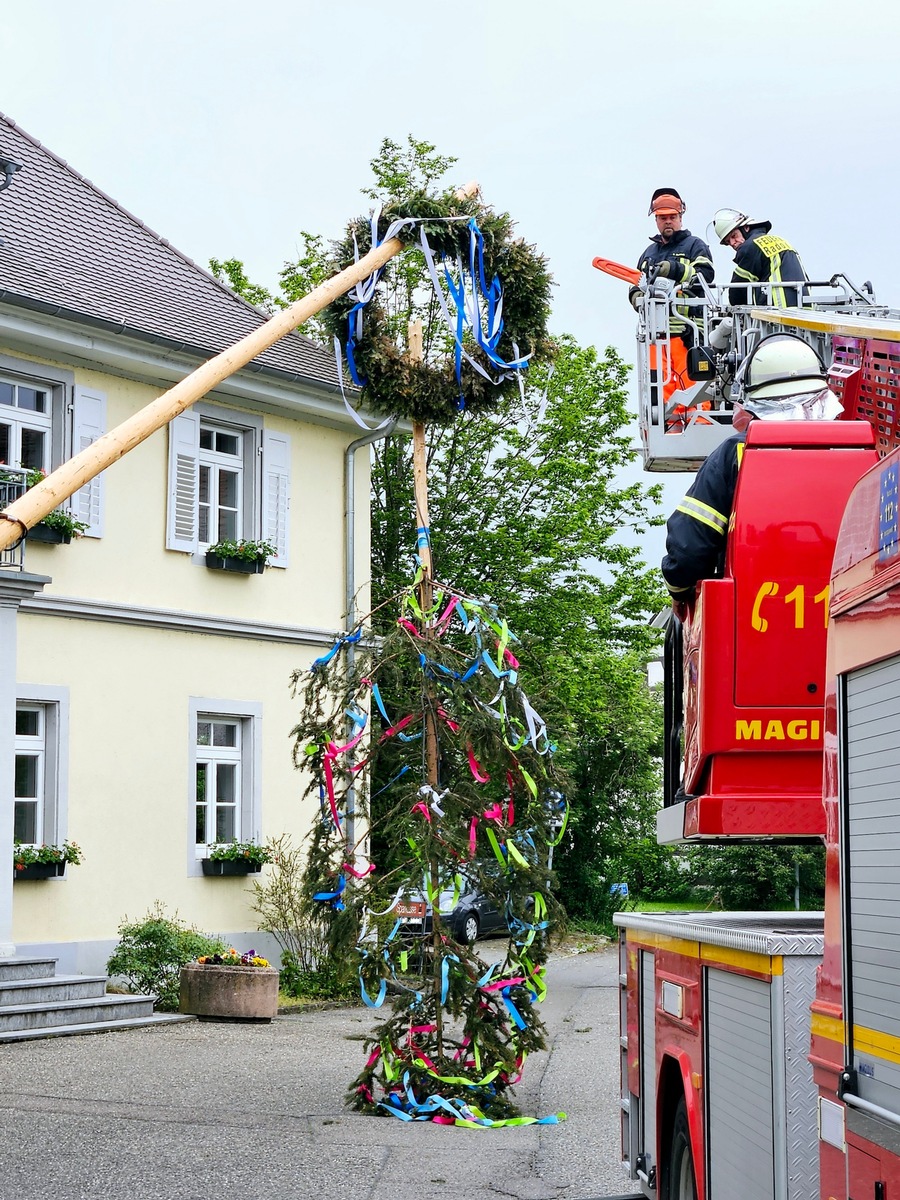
13 839 82 881
23 472 89 543
204 552 264 574
201 840 271 876
204 539 275 575
28 521 71 545
14 861 65 881
201 858 262 876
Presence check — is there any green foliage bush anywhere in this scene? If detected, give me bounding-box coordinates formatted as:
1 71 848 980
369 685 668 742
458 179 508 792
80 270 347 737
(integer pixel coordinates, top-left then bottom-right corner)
249 834 353 999
683 845 825 911
278 950 356 1001
106 902 226 1011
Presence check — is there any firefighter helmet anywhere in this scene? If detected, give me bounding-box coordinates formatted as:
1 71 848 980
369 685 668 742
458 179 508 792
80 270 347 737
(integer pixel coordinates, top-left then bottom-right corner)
713 207 757 244
739 334 842 421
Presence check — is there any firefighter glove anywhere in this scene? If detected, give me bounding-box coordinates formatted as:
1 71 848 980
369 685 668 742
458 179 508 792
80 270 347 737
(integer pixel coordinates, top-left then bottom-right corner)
651 261 672 281
628 285 643 311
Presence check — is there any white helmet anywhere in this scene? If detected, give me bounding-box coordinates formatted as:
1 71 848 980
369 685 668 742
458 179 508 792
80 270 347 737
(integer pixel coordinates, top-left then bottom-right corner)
739 334 842 421
713 207 758 244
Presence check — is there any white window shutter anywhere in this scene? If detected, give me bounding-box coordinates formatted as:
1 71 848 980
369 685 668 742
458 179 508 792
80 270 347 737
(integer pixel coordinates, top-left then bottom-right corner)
166 411 200 552
262 429 291 568
71 386 107 537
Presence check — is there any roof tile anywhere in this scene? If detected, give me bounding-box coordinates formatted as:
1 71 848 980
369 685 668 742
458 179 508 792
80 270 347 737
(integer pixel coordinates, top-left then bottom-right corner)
0 113 339 391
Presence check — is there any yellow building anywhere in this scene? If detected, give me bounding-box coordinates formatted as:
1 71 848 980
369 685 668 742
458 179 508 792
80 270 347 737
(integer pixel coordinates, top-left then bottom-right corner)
0 113 372 980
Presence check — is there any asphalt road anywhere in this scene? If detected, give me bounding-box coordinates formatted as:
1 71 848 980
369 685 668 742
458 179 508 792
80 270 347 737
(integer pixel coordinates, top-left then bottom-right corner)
0 941 641 1200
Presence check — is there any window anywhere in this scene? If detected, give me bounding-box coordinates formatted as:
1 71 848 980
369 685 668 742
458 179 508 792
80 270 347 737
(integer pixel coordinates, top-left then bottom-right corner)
13 689 69 852
199 423 243 545
195 717 242 845
167 407 290 566
14 705 45 844
188 699 262 873
0 378 52 472
0 357 105 537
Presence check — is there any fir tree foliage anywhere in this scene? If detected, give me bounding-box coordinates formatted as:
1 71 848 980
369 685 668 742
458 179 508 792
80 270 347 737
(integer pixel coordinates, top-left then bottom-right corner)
291 585 567 1124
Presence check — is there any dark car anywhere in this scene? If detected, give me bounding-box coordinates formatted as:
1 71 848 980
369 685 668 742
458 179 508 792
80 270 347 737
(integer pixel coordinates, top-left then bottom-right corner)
396 872 507 945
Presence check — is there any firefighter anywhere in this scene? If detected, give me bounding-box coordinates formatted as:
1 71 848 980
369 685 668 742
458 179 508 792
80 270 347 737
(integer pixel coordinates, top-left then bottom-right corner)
713 208 808 308
662 334 841 607
630 188 715 427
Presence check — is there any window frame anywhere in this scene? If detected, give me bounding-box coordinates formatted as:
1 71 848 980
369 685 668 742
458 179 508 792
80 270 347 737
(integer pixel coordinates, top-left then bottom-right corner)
0 356 73 474
14 686 71 866
187 697 262 877
167 404 265 559
198 420 246 548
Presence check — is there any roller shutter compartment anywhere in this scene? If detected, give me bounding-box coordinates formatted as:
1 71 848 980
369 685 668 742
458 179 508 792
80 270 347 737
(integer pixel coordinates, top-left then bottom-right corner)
845 654 900 1115
706 968 774 1199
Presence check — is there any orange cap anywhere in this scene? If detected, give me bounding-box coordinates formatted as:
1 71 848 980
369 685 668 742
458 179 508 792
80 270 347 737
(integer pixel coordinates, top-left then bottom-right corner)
650 192 685 216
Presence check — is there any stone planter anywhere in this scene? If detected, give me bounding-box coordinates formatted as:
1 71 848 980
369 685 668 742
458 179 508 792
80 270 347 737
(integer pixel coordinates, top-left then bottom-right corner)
179 963 279 1022
204 552 264 575
13 861 65 880
201 858 263 876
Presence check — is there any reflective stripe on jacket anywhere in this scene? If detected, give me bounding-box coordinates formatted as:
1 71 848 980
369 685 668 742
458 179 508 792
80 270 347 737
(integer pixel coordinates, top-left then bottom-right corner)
728 223 807 308
637 229 715 335
661 434 746 595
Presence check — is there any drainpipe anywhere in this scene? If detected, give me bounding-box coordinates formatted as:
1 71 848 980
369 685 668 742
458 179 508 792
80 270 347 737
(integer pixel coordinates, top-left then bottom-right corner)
343 418 397 855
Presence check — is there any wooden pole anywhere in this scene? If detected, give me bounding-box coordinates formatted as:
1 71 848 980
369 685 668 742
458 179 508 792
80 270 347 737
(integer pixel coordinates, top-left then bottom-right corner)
407 318 445 1058
0 236 404 550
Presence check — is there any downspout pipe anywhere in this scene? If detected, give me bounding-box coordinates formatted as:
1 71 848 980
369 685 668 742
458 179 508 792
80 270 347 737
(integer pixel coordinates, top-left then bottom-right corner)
343 417 397 854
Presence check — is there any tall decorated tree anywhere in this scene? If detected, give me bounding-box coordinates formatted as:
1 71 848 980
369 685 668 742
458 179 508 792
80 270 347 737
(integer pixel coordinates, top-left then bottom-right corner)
289 140 568 1125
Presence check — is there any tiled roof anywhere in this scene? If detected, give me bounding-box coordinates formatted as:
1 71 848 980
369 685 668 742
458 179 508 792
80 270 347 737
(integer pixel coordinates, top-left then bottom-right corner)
0 113 340 391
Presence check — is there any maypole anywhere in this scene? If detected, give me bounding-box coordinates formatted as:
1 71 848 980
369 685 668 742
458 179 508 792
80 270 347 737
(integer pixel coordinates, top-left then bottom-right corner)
293 177 568 1126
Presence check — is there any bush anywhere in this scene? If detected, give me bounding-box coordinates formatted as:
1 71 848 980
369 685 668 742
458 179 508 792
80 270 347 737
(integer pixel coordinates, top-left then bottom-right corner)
683 845 825 911
279 950 356 1001
106 902 227 1011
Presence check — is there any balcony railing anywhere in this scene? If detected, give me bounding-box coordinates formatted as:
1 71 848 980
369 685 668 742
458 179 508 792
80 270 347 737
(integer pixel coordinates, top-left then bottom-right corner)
0 466 28 570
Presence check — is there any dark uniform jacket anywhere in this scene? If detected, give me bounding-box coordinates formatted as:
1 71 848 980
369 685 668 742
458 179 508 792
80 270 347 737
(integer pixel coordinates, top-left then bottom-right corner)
661 432 747 596
636 228 715 298
728 222 807 308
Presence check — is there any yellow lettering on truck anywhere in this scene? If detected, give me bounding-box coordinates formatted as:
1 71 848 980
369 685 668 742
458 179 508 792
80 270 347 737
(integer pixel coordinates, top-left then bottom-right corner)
736 720 762 740
735 718 821 741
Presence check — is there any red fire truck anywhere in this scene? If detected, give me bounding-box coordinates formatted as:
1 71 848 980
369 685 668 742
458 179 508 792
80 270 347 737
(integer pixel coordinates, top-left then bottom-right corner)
610 282 900 1200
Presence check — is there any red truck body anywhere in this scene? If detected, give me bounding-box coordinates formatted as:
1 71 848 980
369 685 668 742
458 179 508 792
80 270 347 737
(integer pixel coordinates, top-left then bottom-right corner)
616 323 900 1200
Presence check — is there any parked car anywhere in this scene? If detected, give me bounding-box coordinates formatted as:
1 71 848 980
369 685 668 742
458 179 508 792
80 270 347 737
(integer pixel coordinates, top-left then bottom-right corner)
396 872 507 945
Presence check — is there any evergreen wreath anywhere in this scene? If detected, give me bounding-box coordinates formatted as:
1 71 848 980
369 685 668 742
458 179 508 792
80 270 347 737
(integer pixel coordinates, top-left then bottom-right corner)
321 190 554 424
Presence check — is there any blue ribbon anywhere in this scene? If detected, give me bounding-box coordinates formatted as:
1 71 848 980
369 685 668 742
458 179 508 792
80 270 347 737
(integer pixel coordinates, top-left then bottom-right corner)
501 985 527 1030
313 873 346 911
311 627 362 673
359 969 387 1008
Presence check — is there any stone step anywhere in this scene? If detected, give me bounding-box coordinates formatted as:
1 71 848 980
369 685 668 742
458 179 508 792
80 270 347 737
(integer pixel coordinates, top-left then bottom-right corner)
0 956 57 982
0 1012 194 1043
0 992 156 1033
0 974 108 1006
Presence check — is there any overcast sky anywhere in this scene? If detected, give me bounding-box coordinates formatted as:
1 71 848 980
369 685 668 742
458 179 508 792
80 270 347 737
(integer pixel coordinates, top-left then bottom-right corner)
4 0 900 568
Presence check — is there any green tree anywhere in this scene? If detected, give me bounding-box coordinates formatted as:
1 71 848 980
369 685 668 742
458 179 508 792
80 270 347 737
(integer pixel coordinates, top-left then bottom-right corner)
683 844 825 911
211 135 667 924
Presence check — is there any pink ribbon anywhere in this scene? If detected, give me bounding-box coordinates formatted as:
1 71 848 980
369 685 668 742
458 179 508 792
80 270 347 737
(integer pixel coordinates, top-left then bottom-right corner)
467 745 490 783
343 862 376 878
